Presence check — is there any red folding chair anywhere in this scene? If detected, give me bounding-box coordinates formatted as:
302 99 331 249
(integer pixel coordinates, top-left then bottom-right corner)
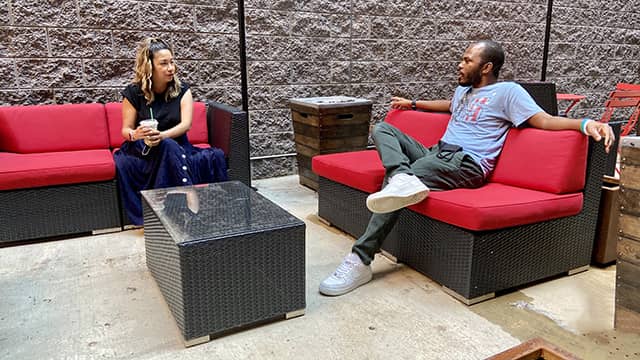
600 83 640 136
556 93 586 116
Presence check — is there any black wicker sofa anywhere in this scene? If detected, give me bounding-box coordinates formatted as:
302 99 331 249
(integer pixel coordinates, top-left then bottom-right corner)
312 109 606 304
0 101 249 244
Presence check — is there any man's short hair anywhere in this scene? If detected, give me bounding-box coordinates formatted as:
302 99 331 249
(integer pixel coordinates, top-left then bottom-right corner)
475 40 504 78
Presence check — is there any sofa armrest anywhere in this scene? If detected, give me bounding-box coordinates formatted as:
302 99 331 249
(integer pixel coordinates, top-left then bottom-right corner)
206 101 251 187
581 135 608 239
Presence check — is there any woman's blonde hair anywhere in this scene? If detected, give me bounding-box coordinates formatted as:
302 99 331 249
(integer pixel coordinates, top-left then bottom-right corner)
133 37 182 104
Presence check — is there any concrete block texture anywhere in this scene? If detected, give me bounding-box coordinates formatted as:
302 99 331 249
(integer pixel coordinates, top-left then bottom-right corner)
0 0 638 179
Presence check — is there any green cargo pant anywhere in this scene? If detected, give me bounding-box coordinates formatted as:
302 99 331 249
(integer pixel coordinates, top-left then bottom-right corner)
352 122 485 265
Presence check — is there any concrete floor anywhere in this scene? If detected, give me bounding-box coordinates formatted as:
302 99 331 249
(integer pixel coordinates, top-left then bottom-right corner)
1 175 639 359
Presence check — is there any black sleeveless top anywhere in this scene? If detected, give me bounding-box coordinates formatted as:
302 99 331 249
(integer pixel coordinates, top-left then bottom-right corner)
121 82 189 132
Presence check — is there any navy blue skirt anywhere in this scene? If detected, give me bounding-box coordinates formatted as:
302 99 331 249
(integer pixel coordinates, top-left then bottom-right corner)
114 134 228 225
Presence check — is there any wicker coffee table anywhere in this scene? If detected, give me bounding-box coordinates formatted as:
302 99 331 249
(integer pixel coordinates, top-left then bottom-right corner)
141 181 306 346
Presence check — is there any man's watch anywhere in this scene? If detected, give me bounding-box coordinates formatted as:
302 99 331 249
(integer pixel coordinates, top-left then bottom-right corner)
411 100 417 110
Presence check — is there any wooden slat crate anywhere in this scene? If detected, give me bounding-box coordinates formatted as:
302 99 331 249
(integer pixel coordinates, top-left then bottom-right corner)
289 96 372 190
593 176 620 265
615 136 640 333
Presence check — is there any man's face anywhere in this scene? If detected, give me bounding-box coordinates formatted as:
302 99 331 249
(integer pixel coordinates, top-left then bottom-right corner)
457 44 486 87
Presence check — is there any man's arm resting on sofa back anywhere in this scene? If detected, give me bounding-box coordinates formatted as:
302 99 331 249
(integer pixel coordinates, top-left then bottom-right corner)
390 96 451 113
527 111 615 153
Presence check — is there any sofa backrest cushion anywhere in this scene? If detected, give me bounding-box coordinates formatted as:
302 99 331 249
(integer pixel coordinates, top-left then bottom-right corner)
0 104 109 153
384 109 450 147
189 102 209 144
105 102 125 148
105 101 209 148
490 127 588 194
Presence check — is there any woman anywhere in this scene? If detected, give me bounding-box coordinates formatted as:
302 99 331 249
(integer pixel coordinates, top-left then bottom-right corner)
114 38 227 225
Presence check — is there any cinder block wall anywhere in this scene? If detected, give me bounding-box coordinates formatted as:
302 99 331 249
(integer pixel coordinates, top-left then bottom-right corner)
0 0 241 105
1 0 638 179
548 0 640 118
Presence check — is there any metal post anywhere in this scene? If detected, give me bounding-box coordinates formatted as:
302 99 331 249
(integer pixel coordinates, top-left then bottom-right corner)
237 0 249 113
541 0 553 81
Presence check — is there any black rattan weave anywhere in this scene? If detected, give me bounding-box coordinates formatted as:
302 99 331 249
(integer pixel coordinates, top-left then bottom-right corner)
207 101 251 188
0 180 121 243
317 139 607 302
142 181 305 341
518 82 559 116
318 178 400 257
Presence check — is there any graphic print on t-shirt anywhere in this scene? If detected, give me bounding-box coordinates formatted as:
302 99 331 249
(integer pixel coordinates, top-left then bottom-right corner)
465 95 491 122
455 91 496 123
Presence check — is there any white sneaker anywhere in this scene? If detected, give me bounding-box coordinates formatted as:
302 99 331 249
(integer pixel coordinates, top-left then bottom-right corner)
366 173 429 213
319 252 373 296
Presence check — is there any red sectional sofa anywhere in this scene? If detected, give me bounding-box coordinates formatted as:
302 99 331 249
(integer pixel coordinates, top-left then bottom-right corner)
312 109 607 304
0 101 249 244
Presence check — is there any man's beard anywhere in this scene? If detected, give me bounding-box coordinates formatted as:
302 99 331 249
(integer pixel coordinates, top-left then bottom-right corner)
458 68 483 87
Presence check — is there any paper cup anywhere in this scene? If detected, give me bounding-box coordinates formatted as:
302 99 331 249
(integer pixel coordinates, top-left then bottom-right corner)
140 119 158 130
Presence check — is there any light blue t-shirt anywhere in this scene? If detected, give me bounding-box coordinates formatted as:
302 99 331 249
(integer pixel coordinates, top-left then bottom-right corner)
441 82 543 175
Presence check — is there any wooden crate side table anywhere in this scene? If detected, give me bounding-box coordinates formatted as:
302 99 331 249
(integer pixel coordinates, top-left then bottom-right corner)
593 176 620 265
290 96 372 190
616 136 640 333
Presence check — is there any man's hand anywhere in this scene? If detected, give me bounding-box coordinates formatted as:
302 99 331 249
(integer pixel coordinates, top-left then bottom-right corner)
528 112 616 153
390 96 412 110
585 120 615 153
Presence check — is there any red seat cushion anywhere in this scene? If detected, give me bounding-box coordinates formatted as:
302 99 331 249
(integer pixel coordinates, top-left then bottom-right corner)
408 183 583 231
0 150 116 190
384 109 450 147
0 104 109 153
490 128 587 194
312 111 451 193
105 102 209 148
312 150 385 193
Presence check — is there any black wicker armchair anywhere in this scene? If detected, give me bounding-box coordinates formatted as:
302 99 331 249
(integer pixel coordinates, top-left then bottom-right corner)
317 138 606 304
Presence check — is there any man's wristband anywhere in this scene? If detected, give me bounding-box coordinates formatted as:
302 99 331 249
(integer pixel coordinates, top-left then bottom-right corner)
129 129 136 141
411 100 417 110
580 118 593 135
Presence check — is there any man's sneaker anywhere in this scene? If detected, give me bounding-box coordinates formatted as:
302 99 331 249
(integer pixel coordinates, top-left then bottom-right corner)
319 252 373 296
366 173 429 213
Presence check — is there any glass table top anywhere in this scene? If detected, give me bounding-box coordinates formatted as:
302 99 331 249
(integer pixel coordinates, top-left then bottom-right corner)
141 181 304 245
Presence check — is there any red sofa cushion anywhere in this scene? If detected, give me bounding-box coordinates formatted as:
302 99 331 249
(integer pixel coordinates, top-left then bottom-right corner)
189 102 208 144
490 128 587 194
0 104 109 153
312 110 451 193
384 109 450 147
409 183 583 231
312 150 384 194
105 102 125 148
105 102 208 148
0 150 116 190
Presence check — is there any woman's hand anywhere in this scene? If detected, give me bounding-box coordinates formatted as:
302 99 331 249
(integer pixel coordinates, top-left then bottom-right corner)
144 128 163 147
138 125 162 146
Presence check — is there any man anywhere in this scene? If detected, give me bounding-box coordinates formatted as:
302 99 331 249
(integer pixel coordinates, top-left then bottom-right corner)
319 40 614 297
